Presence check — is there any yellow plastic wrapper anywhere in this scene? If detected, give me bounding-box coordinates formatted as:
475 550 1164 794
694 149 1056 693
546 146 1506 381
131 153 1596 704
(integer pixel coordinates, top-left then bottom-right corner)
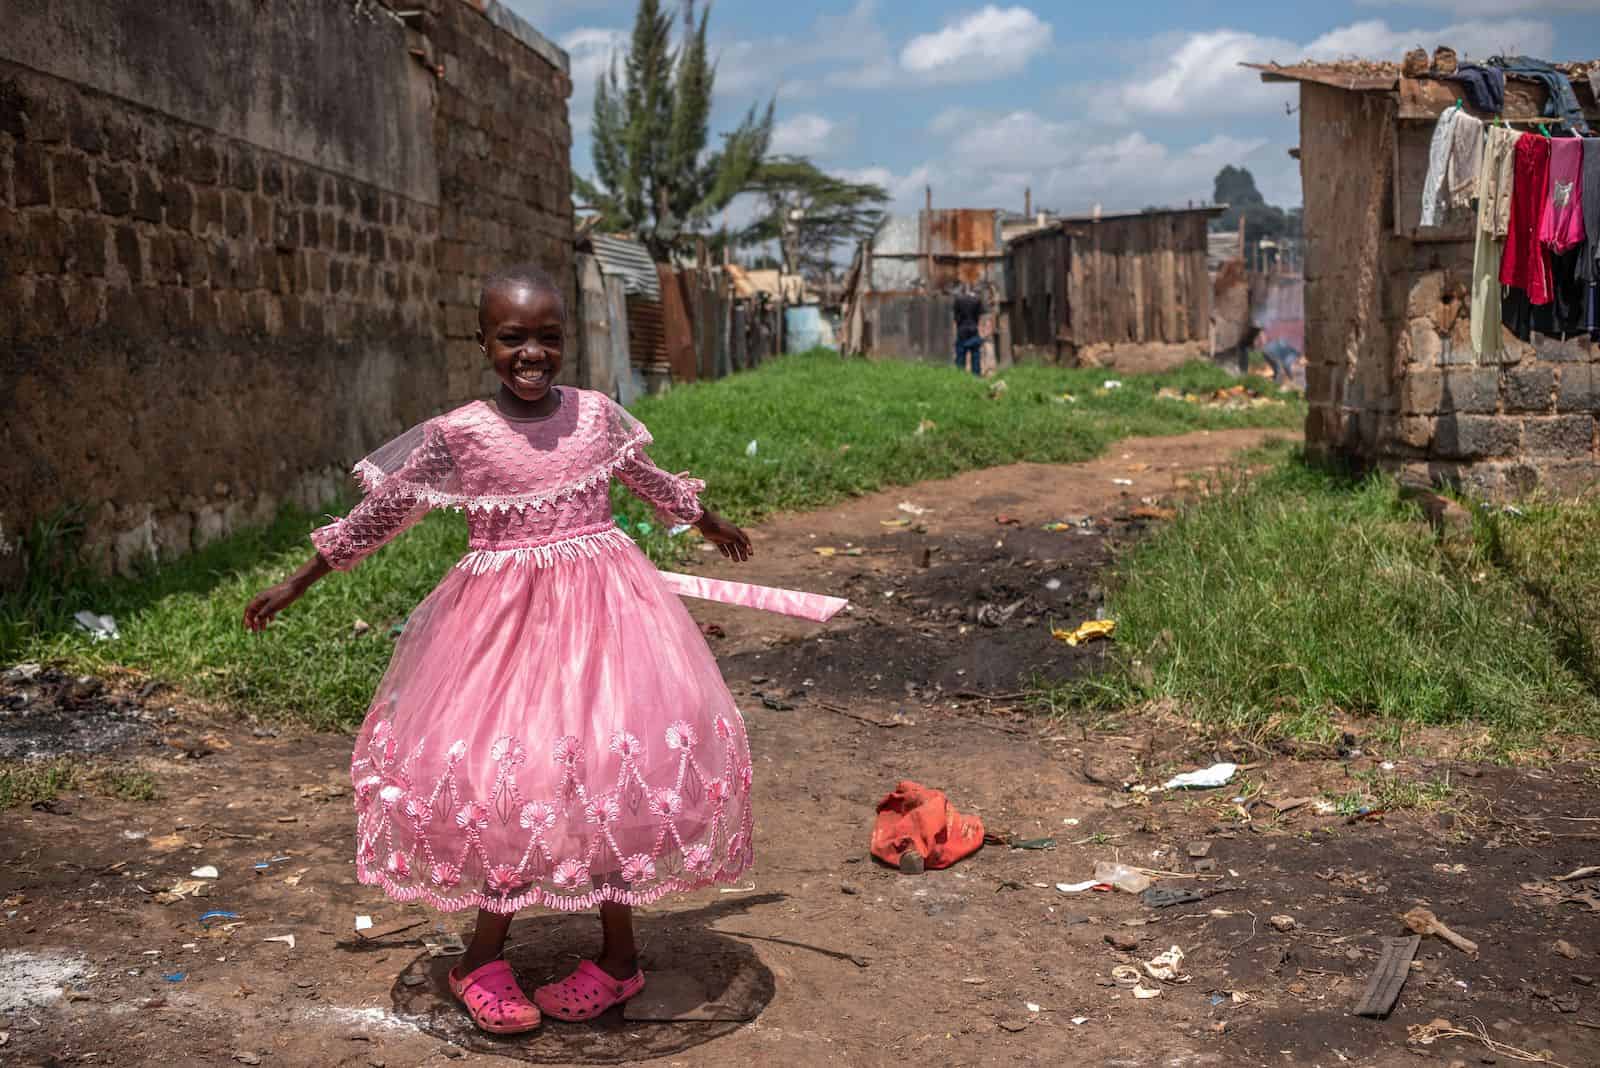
1052 619 1117 646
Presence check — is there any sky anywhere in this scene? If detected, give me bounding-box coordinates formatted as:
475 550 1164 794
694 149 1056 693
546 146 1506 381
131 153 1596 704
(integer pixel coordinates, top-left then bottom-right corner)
508 0 1599 224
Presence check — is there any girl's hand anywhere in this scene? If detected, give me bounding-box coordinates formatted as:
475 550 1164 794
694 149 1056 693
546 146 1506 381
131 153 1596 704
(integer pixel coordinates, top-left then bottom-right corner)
695 510 752 563
243 554 331 632
244 580 304 632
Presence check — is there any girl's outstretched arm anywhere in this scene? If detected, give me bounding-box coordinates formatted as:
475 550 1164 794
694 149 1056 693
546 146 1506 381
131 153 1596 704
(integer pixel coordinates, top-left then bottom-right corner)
243 552 332 632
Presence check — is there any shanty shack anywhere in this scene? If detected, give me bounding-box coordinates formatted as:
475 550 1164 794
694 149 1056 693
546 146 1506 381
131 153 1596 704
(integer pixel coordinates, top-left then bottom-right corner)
839 208 1010 370
1253 57 1600 496
1006 206 1222 370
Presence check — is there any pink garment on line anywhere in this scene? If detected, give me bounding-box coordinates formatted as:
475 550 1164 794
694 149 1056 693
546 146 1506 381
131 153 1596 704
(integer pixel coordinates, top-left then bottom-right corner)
311 387 753 914
1541 137 1587 254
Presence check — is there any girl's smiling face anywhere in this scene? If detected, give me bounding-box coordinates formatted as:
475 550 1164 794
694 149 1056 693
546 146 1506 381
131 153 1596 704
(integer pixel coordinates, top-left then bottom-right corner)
479 283 565 404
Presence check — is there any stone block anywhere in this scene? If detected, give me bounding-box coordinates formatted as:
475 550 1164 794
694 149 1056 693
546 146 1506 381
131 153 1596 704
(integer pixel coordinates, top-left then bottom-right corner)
62 277 103 331
69 215 108 276
24 93 66 143
195 187 223 234
1503 365 1555 412
1524 415 1594 458
1434 414 1520 459
228 150 257 193
1440 368 1499 414
1408 318 1442 366
261 160 284 197
292 168 319 205
94 163 133 216
224 190 248 237
13 143 50 206
147 231 175 283
1531 335 1589 363
67 97 104 154
252 195 272 244
24 213 67 272
184 138 220 185
165 181 195 231
105 285 149 334
1557 365 1596 413
300 209 318 249
133 170 163 223
23 278 67 338
114 224 143 283
1392 415 1436 452
104 114 142 162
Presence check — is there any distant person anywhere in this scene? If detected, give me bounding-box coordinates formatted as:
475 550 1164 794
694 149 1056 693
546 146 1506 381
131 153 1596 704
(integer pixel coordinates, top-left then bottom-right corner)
953 283 984 377
244 263 845 1036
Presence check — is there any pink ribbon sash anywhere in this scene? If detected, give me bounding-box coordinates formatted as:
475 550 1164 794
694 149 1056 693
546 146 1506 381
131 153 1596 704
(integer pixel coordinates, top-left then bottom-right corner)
658 571 848 623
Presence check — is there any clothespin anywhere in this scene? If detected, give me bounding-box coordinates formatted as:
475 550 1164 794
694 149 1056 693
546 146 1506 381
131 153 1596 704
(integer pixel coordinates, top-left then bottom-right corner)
1455 98 1463 111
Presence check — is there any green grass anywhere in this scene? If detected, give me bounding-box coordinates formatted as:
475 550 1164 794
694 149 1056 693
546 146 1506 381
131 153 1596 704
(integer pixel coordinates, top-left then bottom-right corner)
0 353 1297 732
0 759 161 809
1323 769 1456 816
1060 443 1600 751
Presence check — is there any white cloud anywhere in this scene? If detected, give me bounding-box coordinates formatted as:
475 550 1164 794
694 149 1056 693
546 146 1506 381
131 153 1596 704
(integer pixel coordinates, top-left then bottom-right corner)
899 5 1054 83
1303 17 1555 60
771 113 853 157
560 26 625 139
1090 15 1561 121
1356 0 1594 14
929 108 1083 168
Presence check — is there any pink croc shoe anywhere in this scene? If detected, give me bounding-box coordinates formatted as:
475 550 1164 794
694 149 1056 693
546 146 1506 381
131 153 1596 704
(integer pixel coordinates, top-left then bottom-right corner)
447 959 542 1035
533 960 646 1022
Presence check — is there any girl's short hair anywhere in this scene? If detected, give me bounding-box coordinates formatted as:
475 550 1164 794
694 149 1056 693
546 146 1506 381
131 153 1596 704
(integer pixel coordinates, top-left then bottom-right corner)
480 262 566 319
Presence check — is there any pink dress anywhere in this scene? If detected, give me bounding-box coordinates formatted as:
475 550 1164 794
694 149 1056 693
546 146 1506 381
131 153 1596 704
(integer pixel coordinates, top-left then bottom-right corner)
310 387 753 913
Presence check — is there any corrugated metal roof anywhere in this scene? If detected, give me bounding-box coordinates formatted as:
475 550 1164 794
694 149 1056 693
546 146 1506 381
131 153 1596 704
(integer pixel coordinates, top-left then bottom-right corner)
590 235 661 302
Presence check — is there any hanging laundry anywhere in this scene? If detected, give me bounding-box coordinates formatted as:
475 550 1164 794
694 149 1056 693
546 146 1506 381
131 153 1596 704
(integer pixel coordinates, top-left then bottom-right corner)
1504 248 1587 342
1447 111 1485 212
1420 107 1461 228
1443 65 1505 114
1471 126 1520 358
1489 56 1592 135
1577 138 1600 340
1500 134 1554 307
1540 137 1586 254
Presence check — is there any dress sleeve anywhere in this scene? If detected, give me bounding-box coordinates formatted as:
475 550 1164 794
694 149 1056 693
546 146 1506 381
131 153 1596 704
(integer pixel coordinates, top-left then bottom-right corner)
604 397 705 525
310 421 456 571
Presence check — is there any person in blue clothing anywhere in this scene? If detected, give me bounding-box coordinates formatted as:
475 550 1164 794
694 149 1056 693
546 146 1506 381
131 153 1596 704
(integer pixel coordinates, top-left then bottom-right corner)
952 283 984 376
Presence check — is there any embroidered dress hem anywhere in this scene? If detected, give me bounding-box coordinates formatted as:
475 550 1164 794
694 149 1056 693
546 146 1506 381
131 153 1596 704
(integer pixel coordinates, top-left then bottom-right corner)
355 856 754 915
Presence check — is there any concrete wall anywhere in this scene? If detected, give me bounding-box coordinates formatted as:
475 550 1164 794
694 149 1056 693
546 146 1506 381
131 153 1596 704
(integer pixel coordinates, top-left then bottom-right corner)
1300 83 1600 498
0 0 572 577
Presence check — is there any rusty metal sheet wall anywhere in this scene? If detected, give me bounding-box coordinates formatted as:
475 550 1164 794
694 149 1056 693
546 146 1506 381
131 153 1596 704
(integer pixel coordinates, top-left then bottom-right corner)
657 264 697 384
626 296 666 368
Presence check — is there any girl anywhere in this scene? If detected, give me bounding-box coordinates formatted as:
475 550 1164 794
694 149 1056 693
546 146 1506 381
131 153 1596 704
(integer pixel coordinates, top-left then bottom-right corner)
244 264 756 1034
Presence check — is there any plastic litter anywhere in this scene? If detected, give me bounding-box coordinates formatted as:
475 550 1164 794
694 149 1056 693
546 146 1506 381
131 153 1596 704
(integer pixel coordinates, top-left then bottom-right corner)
1141 887 1206 908
1269 915 1297 932
161 972 186 983
1102 380 1123 390
423 932 468 957
1111 965 1142 987
1143 945 1189 983
1071 1015 1089 1025
355 915 374 932
1044 578 1062 591
897 501 930 517
73 611 120 641
669 523 693 537
1163 763 1237 790
1025 1001 1041 1013
262 934 296 950
1052 619 1117 647
1132 983 1161 999
190 866 219 879
1093 861 1152 894
199 910 239 928
1112 478 1134 486
744 440 758 457
1056 880 1103 894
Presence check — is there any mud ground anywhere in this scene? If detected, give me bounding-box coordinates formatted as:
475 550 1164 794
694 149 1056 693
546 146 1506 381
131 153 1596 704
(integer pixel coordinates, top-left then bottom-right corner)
3 427 1599 1068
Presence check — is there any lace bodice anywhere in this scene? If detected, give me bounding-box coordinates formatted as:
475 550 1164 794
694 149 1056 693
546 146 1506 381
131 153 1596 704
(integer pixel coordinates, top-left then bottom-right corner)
311 388 704 571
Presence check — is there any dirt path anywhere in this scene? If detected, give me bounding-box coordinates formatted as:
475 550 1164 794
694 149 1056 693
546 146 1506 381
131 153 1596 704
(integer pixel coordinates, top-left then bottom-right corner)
4 427 1600 1068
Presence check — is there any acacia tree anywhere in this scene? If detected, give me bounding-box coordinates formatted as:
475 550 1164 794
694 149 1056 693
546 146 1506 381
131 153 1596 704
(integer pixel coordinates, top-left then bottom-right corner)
577 0 773 259
736 156 888 277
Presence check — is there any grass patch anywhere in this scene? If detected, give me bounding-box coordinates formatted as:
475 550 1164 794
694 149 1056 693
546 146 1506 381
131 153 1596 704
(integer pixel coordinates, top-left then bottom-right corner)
0 759 79 808
1323 769 1455 816
0 759 162 809
1062 443 1600 750
1 353 1297 731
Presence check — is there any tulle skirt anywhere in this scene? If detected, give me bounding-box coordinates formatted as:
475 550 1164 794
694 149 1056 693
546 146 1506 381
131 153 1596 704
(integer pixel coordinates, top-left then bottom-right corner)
349 530 754 913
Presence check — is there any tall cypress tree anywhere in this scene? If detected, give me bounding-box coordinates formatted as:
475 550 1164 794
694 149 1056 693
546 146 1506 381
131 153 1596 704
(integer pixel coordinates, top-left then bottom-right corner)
577 0 773 259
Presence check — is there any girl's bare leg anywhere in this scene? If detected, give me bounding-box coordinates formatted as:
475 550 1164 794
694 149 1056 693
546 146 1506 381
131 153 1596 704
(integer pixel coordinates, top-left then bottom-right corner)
459 908 513 974
596 902 639 979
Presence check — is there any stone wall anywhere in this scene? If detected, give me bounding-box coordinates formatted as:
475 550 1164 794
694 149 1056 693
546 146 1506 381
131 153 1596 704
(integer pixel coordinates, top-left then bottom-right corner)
0 0 571 578
428 0 576 404
1298 83 1600 497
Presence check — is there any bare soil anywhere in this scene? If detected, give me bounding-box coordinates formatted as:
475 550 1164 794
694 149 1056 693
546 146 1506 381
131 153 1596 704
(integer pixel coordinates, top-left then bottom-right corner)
4 427 1599 1068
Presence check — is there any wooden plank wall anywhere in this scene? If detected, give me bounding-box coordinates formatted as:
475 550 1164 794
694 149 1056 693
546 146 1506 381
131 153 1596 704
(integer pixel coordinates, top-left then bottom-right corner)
1065 213 1212 347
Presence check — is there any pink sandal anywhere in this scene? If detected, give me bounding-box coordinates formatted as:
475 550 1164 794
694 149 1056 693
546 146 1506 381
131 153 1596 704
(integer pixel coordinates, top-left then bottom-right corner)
447 959 542 1034
533 960 646 1022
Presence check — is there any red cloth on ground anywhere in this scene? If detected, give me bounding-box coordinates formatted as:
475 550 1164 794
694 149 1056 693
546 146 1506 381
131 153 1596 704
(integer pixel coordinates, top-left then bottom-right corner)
1500 134 1554 305
870 781 985 870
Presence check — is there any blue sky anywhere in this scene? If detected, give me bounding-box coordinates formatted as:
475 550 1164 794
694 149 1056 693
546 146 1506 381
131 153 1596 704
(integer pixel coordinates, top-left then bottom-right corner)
508 1 1599 220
